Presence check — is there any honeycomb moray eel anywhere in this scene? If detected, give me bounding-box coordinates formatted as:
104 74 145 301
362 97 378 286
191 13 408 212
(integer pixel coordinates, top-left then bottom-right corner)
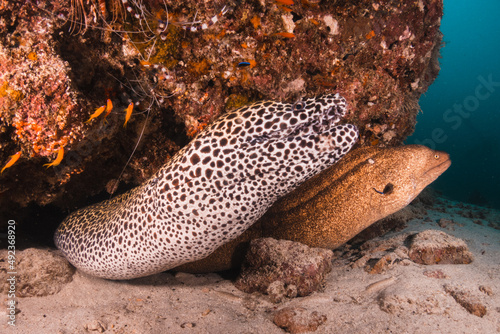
176 145 451 273
54 94 359 280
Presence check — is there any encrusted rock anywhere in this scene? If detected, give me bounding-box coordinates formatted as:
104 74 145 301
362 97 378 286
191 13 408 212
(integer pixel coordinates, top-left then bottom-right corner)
273 307 327 334
444 284 487 317
408 230 474 265
234 238 333 300
0 248 74 297
266 281 286 304
266 280 299 303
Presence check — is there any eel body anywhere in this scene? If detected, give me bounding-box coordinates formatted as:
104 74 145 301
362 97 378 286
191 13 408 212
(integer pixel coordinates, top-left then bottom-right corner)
54 94 359 279
176 145 451 273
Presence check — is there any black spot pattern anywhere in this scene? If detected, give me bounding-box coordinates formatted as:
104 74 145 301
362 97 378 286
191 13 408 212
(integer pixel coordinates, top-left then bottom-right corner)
54 93 359 279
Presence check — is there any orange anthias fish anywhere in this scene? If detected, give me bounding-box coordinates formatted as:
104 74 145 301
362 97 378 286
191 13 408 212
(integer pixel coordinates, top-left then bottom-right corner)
103 99 113 122
278 6 293 12
123 102 134 127
1 151 21 174
140 60 152 68
85 105 106 123
275 32 295 38
44 147 64 168
276 0 294 5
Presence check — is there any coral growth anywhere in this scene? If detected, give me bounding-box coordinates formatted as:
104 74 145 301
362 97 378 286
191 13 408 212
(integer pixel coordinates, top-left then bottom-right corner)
0 0 443 229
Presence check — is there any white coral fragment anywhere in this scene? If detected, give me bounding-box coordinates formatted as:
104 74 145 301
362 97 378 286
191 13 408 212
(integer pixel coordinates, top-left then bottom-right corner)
323 15 339 35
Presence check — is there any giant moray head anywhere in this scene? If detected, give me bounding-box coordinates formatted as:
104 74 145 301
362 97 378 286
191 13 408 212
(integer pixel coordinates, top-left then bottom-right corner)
360 144 451 213
186 93 358 184
262 144 451 250
197 93 352 148
408 145 451 195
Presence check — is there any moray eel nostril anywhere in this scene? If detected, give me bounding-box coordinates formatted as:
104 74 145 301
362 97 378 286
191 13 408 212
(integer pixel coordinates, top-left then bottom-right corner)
54 93 359 280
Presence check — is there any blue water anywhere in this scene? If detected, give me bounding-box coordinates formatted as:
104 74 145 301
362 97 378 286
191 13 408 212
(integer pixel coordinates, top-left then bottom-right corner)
407 0 500 208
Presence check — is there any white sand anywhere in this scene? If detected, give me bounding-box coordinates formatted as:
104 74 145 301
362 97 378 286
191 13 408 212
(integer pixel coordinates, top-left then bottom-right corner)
2 197 499 334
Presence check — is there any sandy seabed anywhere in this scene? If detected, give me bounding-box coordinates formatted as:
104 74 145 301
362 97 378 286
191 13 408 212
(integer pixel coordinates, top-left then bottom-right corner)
2 196 500 334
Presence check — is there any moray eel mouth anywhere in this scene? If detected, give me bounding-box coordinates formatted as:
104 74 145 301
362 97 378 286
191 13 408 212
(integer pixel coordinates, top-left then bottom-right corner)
423 152 451 178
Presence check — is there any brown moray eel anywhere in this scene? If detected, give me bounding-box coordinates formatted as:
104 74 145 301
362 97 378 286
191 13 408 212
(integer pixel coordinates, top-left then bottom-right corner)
176 145 451 273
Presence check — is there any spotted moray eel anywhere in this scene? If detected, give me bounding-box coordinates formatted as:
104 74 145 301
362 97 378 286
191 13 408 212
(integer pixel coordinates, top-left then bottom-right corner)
54 94 359 279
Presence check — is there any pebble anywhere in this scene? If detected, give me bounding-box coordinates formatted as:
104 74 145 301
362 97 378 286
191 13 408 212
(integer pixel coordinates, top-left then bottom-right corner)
84 320 106 332
423 269 449 279
479 285 493 296
180 322 196 328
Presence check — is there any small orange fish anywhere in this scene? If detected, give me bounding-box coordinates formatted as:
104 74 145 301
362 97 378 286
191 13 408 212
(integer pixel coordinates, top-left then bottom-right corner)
44 147 64 168
103 99 113 122
279 6 293 12
275 32 295 38
1 151 21 174
123 102 134 127
86 105 106 123
140 60 152 68
276 0 294 5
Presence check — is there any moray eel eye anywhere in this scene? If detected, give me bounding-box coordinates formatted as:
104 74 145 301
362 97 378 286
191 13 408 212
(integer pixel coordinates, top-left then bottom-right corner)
434 154 440 159
292 100 306 111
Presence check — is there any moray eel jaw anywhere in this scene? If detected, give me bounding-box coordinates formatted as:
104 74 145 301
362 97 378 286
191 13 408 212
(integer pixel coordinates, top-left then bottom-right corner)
419 150 451 190
54 94 358 280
